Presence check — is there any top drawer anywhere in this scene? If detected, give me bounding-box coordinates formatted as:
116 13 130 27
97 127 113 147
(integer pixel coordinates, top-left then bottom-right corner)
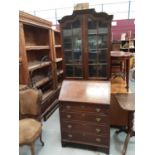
59 102 109 115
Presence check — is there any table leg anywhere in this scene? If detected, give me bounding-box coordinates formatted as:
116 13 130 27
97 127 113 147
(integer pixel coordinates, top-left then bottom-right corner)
122 111 134 155
125 59 130 90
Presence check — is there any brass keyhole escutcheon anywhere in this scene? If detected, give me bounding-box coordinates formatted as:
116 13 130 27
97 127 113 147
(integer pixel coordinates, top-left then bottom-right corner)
96 108 101 112
96 118 101 122
96 128 101 133
66 105 71 109
67 114 71 118
67 124 72 128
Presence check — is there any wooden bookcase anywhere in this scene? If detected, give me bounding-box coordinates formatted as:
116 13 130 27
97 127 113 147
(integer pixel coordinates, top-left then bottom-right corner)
51 28 63 89
19 11 59 121
59 9 113 80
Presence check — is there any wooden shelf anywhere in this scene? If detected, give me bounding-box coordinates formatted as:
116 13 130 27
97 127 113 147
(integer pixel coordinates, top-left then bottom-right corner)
55 58 63 62
42 89 55 101
28 61 51 71
35 77 50 88
55 45 62 48
57 70 64 76
26 45 50 50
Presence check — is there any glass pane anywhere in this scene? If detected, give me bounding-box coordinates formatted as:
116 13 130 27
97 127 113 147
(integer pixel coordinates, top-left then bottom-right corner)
98 21 108 34
88 50 97 63
63 23 72 37
88 35 97 49
88 65 97 77
98 65 107 77
88 18 97 34
98 49 108 63
63 29 72 37
73 38 82 50
74 65 82 77
64 42 72 49
66 65 73 77
64 51 73 64
98 35 108 48
63 37 72 43
73 50 82 64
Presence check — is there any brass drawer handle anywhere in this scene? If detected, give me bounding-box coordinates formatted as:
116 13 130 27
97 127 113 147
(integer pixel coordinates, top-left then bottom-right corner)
96 128 101 133
96 108 101 112
68 134 72 138
66 105 71 109
96 138 101 142
96 118 101 122
66 114 71 118
67 124 72 128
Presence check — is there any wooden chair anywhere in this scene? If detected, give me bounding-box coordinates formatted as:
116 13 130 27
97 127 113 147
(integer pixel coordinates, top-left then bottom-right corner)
19 88 44 155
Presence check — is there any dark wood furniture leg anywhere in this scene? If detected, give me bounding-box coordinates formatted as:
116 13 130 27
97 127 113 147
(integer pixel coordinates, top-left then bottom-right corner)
40 132 44 146
30 142 35 155
122 111 135 155
125 59 130 91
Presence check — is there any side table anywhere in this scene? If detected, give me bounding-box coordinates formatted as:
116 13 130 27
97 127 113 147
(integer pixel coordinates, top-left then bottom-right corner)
114 93 135 155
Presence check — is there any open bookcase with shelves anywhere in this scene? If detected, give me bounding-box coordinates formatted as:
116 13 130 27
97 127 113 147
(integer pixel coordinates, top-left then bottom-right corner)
19 11 59 121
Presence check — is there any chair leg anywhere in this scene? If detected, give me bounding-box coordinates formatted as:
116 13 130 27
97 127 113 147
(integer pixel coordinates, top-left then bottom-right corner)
40 132 44 146
30 142 35 155
122 130 132 155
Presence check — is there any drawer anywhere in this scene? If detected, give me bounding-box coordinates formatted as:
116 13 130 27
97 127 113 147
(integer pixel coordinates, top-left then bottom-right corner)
60 102 109 115
61 121 109 135
62 131 109 147
60 111 109 124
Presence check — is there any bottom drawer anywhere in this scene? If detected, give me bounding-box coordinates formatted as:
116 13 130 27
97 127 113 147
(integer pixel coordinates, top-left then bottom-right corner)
62 131 109 147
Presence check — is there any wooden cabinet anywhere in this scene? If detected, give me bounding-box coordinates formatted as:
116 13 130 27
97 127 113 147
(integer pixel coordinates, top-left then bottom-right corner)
51 28 63 88
59 80 111 154
59 9 113 80
19 11 59 121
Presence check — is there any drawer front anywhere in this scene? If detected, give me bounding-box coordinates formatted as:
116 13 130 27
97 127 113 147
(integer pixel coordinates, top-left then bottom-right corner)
60 111 109 124
62 131 109 147
62 121 109 135
60 102 109 115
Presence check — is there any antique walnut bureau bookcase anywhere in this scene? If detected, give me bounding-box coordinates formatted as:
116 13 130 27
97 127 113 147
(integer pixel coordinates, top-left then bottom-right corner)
59 9 113 80
19 11 62 120
58 9 113 154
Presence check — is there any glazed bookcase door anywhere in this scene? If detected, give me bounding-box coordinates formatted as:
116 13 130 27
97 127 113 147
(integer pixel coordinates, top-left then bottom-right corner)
87 17 109 79
59 9 113 80
62 19 83 79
